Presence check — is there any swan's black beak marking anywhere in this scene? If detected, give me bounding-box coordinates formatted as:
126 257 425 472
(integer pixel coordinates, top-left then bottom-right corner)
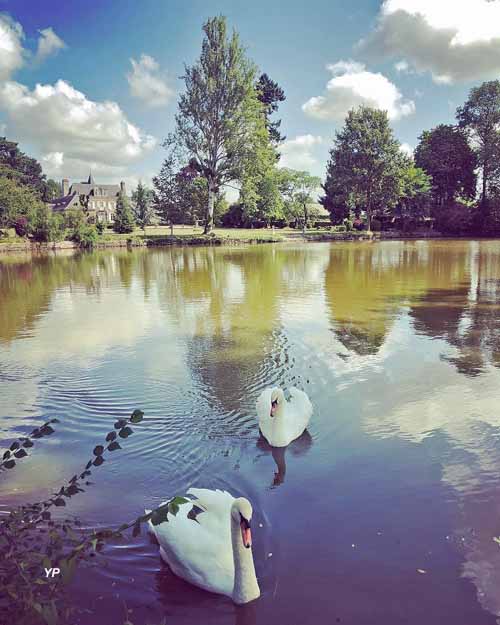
240 514 252 548
270 398 278 417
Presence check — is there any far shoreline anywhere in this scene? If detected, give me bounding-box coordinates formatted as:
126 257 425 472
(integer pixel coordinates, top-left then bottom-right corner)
0 229 495 255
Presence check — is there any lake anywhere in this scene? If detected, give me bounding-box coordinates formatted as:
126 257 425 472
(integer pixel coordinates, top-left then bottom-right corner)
1 239 500 625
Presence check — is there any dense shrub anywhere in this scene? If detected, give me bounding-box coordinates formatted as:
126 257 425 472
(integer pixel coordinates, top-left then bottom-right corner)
221 203 246 227
371 218 382 232
434 202 473 235
31 207 65 243
14 215 29 237
74 225 98 248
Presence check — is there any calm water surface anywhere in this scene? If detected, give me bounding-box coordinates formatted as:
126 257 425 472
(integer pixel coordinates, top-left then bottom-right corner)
1 240 500 624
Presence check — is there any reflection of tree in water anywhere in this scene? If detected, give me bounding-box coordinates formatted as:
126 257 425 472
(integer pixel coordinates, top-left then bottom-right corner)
117 250 135 290
334 326 386 356
324 242 472 357
410 246 500 377
158 246 328 418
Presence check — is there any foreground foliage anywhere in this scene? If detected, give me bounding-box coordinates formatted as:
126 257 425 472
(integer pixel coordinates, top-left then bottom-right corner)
0 409 187 625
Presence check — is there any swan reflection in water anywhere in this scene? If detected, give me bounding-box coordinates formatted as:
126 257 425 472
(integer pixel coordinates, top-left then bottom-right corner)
154 567 258 625
256 430 313 486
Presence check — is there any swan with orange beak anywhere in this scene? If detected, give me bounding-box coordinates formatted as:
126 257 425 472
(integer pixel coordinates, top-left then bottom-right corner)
257 386 313 447
147 488 260 605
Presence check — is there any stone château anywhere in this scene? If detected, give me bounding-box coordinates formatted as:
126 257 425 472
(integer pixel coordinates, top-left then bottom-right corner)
48 173 126 224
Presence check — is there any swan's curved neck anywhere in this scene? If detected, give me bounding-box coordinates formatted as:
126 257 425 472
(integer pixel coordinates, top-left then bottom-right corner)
231 517 260 605
270 405 288 442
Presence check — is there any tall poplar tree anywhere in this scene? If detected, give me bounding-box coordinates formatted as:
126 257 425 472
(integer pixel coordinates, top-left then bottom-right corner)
173 16 259 233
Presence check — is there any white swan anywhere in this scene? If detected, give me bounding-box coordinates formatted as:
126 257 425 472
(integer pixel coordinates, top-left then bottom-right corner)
147 488 260 605
256 387 313 447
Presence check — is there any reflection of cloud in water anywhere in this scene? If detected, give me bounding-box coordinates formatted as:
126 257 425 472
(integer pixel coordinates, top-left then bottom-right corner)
6 286 165 368
362 344 500 619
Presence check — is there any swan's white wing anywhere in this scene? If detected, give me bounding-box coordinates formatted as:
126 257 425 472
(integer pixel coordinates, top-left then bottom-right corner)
186 488 234 533
148 490 235 596
288 387 313 437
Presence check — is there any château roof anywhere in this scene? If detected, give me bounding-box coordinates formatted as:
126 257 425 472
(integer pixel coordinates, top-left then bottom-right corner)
49 193 79 212
70 182 121 196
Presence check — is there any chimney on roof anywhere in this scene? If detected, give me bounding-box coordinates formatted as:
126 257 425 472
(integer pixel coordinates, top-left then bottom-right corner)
62 178 69 196
120 181 126 195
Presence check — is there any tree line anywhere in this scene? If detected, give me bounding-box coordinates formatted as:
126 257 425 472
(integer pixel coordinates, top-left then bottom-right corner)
153 16 500 236
321 85 500 235
2 15 500 240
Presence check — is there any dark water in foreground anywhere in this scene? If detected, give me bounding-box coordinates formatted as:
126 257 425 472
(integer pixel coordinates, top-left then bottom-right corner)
1 240 500 625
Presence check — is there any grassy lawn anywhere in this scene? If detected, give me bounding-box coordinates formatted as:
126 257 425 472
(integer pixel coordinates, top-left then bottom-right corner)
100 225 337 241
101 225 288 240
0 225 351 251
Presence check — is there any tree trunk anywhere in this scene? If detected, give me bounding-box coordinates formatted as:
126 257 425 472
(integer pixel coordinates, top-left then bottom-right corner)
303 203 308 233
366 187 372 233
482 161 488 205
204 179 215 234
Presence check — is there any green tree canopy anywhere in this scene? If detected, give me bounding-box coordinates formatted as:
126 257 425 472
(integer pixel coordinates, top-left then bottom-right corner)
457 81 500 205
321 107 402 230
396 158 432 221
0 177 45 228
256 73 286 144
279 168 321 229
0 137 47 197
153 150 226 226
132 181 154 232
113 192 135 233
239 110 283 226
44 179 62 202
172 16 260 233
414 124 477 208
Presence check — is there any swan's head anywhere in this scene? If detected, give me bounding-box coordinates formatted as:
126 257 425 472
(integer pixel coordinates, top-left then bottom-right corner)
231 497 253 549
270 388 285 417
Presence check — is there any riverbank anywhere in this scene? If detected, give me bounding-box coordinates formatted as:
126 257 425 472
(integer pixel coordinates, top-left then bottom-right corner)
0 226 447 254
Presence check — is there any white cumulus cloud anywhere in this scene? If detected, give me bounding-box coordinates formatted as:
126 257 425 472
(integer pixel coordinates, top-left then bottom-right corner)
0 15 25 80
35 27 66 63
359 0 500 84
399 142 414 157
0 79 156 180
279 134 324 172
127 54 174 107
302 60 415 122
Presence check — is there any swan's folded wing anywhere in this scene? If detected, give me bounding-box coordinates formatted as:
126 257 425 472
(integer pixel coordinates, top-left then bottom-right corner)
149 497 234 596
289 387 313 424
186 488 234 529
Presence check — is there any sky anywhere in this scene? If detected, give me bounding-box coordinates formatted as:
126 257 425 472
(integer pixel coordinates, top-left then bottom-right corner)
1 0 500 193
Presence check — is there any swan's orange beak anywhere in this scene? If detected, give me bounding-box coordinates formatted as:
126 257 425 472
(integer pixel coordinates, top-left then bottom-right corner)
240 521 252 548
270 399 278 417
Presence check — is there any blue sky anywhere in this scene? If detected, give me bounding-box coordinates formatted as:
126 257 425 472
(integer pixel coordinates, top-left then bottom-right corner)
1 0 499 191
